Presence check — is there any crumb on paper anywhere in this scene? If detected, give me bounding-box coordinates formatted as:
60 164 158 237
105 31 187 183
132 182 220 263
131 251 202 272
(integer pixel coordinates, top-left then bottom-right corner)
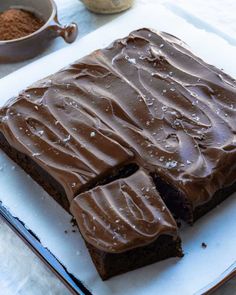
70 217 77 227
201 242 207 249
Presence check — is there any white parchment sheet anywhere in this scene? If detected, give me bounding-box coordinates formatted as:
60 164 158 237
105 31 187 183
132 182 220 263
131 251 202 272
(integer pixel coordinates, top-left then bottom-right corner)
0 4 235 295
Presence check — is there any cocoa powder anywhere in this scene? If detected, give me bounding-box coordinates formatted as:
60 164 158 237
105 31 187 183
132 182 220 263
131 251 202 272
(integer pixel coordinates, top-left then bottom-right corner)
0 9 44 41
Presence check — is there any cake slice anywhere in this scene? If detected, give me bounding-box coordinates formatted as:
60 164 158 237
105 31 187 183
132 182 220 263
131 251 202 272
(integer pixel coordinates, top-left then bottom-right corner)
70 169 182 280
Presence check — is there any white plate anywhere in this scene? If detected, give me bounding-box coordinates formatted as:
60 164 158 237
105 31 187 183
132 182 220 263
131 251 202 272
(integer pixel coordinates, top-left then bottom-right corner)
0 4 236 295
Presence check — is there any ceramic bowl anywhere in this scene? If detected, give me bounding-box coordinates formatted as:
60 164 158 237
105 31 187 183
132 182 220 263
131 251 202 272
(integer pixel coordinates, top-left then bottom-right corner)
0 0 78 62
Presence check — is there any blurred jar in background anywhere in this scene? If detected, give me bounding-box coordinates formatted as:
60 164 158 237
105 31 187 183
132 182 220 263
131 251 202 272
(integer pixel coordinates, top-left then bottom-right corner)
82 0 134 14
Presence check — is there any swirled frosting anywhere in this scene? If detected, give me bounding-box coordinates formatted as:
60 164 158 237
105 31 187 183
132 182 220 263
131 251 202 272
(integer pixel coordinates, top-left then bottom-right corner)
71 169 178 253
0 88 133 202
0 28 236 210
72 28 236 207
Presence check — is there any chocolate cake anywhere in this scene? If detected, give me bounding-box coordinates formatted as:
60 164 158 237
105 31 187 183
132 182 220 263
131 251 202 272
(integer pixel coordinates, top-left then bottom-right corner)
71 170 182 279
0 28 235 279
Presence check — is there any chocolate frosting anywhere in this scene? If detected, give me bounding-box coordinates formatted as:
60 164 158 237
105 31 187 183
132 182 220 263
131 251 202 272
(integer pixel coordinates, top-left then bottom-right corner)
71 169 178 253
0 88 133 202
73 28 236 207
0 28 236 209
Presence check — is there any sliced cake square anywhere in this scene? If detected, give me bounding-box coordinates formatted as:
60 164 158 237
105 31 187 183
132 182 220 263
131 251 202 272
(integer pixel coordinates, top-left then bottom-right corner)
70 169 182 280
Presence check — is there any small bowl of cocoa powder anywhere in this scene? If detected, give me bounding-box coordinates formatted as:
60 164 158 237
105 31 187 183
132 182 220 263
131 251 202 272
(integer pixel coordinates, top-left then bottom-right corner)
0 0 78 62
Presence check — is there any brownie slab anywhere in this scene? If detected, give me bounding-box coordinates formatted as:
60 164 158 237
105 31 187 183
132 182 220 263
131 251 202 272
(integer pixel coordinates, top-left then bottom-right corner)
1 29 236 222
70 170 182 279
0 27 235 279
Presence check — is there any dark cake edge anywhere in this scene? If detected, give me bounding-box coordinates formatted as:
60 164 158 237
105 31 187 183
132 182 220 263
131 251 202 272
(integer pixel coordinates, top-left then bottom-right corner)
86 235 183 280
151 172 236 224
0 132 137 212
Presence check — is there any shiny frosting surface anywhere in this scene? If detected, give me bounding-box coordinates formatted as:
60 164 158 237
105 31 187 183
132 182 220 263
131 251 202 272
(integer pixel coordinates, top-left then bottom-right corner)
75 29 236 207
0 28 236 208
71 169 178 253
0 84 133 201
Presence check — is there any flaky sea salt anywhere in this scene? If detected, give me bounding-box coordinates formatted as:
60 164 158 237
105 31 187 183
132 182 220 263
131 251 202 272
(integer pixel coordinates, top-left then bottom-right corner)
63 134 71 142
165 160 178 169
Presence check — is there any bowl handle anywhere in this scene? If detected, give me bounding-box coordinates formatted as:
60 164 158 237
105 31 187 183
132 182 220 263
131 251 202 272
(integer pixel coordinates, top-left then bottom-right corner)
48 17 78 44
